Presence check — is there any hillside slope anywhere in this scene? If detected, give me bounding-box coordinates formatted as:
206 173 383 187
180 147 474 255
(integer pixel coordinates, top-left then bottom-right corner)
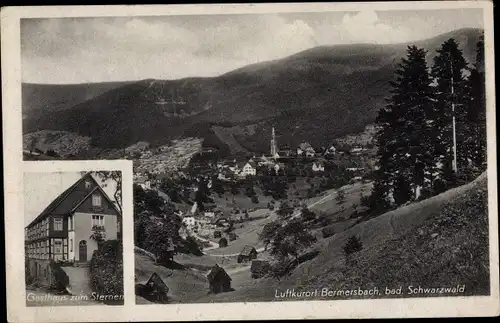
135 252 209 303
23 28 483 151
198 172 489 302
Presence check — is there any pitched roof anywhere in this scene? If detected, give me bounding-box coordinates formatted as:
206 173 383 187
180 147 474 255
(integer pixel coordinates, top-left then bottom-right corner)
207 264 231 283
240 245 257 256
28 173 92 227
212 216 230 224
298 142 312 150
27 172 120 228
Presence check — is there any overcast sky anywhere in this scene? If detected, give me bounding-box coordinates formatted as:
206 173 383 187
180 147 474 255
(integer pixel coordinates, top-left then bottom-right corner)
24 172 118 225
21 9 483 84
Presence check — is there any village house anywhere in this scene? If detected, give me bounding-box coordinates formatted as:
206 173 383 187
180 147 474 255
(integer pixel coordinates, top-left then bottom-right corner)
135 272 169 303
207 264 232 294
258 155 275 167
135 175 152 190
297 142 316 157
217 168 232 181
312 161 325 172
273 162 286 175
350 146 364 154
227 160 239 173
201 203 218 219
324 145 337 156
182 216 197 230
237 245 258 263
212 216 232 229
218 237 228 248
346 167 364 172
350 176 363 183
305 148 316 157
239 160 257 178
25 173 122 286
203 210 216 218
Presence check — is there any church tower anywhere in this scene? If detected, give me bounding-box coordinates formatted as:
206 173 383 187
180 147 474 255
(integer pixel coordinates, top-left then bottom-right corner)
270 127 278 158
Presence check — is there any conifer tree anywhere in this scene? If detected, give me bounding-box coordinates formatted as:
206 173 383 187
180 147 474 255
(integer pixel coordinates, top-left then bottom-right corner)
370 45 435 208
430 38 470 189
466 34 486 172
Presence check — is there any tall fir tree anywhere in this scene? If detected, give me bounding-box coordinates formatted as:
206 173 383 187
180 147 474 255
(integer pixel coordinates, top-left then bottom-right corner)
466 34 487 172
430 38 470 190
370 45 435 209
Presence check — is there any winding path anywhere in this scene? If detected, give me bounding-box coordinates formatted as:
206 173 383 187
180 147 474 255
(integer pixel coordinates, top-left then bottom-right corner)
291 189 339 219
61 266 95 298
206 246 266 258
204 190 340 257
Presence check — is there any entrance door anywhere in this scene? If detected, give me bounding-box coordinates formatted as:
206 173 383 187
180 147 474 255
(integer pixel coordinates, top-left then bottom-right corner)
79 240 87 262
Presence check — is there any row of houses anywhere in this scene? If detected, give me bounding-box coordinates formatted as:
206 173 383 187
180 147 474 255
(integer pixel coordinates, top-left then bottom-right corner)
279 142 367 158
216 156 327 181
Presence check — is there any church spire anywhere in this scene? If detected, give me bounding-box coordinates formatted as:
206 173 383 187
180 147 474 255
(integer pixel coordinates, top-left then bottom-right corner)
270 126 278 158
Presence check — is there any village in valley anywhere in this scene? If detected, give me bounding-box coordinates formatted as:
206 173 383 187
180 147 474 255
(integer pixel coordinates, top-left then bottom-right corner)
132 125 377 303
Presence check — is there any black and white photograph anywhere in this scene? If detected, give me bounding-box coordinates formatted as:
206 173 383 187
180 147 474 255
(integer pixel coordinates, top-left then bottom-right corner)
2 1 498 321
24 170 124 306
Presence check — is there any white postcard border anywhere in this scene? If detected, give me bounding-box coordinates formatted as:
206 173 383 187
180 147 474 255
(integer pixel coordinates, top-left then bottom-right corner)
2 2 499 322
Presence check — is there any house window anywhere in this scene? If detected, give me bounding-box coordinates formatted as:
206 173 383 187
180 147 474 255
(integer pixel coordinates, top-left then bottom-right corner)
54 240 62 254
92 215 104 226
70 239 73 252
92 194 102 206
85 181 91 189
53 218 63 231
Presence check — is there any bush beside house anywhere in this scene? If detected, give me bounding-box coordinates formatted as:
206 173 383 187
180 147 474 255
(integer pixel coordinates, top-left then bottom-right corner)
89 240 124 305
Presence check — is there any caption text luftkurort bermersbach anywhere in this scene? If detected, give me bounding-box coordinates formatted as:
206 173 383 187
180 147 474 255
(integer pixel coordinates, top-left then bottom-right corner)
274 285 466 299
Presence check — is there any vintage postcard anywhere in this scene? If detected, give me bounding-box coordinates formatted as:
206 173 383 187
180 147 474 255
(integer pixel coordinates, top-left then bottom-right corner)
24 168 125 307
2 1 499 322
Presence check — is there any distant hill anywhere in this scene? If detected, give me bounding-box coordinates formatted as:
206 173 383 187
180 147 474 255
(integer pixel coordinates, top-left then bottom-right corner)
22 81 133 119
22 28 483 153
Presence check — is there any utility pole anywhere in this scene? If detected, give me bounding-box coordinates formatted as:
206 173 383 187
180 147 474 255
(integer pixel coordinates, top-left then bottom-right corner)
450 53 458 174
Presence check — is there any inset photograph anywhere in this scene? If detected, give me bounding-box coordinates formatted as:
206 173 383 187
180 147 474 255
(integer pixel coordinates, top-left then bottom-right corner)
24 170 124 306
